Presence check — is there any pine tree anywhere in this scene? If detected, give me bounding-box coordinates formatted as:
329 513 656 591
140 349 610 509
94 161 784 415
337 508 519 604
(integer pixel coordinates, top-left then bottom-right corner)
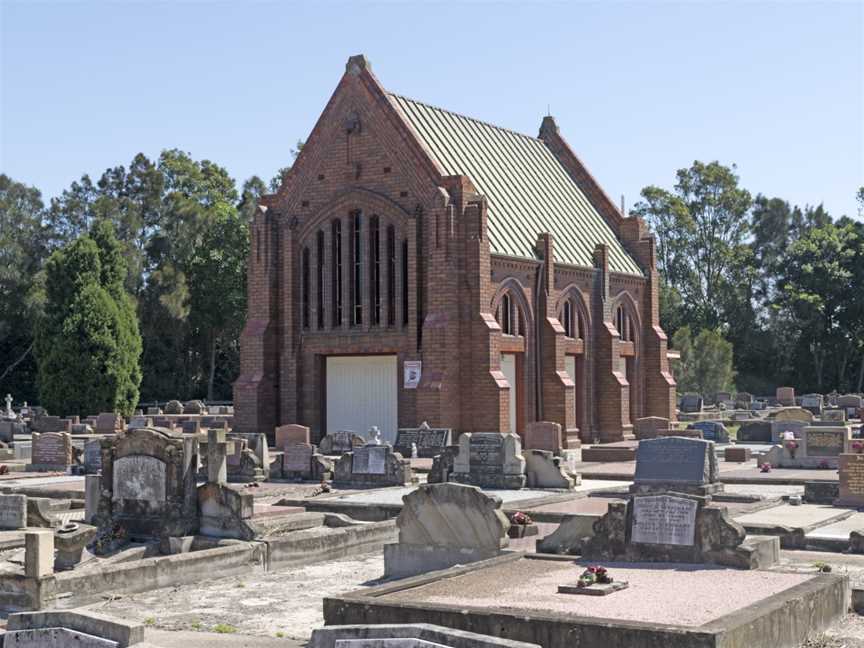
35 220 142 415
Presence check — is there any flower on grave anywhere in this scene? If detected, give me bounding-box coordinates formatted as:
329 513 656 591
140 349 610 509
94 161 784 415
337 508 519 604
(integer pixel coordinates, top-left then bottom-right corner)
510 511 533 525
0 465 8 475
785 440 798 450
760 463 772 473
852 441 864 454
819 460 830 469
576 566 612 587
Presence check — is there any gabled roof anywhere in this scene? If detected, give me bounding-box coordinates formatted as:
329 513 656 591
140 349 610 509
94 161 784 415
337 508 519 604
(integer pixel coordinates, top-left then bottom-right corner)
388 93 643 276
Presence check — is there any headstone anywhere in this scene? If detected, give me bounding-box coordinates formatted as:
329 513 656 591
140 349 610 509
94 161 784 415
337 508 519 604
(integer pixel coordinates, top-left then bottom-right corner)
804 426 847 458
0 495 27 530
146 406 162 416
837 395 862 419
686 421 729 443
734 392 753 410
181 420 201 435
737 420 773 443
680 393 703 413
163 400 184 415
837 453 864 507
83 439 102 474
29 432 72 471
632 436 720 496
283 443 314 475
275 424 311 449
631 495 698 546
319 430 365 455
822 409 847 424
206 428 228 485
383 483 509 578
724 447 751 462
451 432 526 489
4 394 12 418
85 475 101 523
801 394 823 415
633 417 670 441
127 416 152 431
94 427 199 540
31 415 71 434
333 443 413 487
183 400 206 415
776 387 796 406
394 422 451 458
94 413 123 434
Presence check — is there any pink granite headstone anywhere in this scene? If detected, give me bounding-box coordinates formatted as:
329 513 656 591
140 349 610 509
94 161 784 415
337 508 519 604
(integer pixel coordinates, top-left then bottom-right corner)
275 424 311 450
776 387 796 407
523 421 562 453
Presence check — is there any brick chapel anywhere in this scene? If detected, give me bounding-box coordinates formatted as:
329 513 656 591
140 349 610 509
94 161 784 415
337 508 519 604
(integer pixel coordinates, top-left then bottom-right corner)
234 55 676 447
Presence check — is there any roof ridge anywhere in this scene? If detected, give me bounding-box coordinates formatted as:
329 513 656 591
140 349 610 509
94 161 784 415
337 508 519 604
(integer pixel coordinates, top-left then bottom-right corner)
387 92 543 143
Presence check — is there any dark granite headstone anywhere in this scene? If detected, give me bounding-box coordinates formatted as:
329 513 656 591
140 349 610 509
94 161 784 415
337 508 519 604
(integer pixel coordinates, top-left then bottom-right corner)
737 421 772 443
631 437 720 497
686 421 729 443
680 394 703 413
394 422 451 458
84 439 102 474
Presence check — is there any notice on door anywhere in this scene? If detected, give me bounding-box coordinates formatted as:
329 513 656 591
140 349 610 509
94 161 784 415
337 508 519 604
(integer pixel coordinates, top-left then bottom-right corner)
403 361 422 389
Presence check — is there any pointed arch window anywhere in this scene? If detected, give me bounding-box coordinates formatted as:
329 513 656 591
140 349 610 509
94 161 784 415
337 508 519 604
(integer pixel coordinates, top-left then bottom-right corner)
369 215 381 325
561 297 585 340
496 291 525 337
351 211 362 326
401 239 409 326
331 219 342 327
615 304 635 342
387 225 396 326
316 230 325 329
301 246 310 329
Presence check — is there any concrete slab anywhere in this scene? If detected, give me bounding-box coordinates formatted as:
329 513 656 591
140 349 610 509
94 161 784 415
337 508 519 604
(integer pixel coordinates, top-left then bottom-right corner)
722 484 804 499
735 503 852 529
721 466 839 484
806 513 864 541
326 486 568 507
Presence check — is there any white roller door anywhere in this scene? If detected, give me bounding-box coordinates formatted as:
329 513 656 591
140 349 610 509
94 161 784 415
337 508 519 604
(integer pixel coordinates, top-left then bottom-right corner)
501 353 517 435
326 355 398 444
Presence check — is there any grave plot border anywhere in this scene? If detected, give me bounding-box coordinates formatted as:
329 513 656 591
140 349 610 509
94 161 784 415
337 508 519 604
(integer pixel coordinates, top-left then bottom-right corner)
323 553 849 648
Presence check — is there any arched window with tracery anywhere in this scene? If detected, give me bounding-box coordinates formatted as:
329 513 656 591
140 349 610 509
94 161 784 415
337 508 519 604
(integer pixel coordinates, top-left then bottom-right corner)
495 290 525 336
615 304 635 342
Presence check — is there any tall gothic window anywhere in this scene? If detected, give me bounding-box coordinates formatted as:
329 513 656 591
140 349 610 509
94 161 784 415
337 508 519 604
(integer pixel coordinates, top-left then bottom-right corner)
401 239 409 326
387 225 396 327
331 219 342 327
561 298 585 340
301 247 310 329
369 215 381 325
352 211 362 325
316 230 325 329
499 293 513 335
616 304 634 341
563 300 574 338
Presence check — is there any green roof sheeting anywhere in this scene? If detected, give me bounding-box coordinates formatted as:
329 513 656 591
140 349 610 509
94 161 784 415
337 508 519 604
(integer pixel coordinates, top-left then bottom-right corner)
388 93 643 276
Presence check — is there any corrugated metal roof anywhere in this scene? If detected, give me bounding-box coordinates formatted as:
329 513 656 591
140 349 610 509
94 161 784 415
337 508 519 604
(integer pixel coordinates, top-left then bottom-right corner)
388 93 643 276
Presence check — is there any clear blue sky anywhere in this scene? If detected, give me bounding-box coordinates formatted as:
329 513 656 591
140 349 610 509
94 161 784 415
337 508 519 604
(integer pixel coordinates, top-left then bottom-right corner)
2 1 862 219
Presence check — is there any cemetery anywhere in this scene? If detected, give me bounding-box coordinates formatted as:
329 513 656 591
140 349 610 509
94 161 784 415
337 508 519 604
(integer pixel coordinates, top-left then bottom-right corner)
1 16 862 645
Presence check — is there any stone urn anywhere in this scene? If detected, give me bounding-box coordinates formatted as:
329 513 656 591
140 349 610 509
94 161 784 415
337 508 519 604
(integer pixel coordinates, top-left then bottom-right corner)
54 522 97 570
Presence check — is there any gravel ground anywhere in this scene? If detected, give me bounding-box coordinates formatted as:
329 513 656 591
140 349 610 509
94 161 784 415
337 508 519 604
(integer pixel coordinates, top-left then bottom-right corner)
81 552 386 643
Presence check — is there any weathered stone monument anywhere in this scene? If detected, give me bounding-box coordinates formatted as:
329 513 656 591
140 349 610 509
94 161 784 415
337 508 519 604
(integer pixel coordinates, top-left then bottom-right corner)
95 413 124 435
582 436 777 569
319 430 365 455
334 442 413 487
383 483 509 578
801 393 824 415
94 427 199 540
450 432 526 489
686 421 729 443
774 407 814 423
28 432 73 471
761 425 851 469
631 436 721 497
737 420 773 443
680 393 703 413
776 386 796 406
163 400 184 415
633 416 670 440
0 494 27 530
275 423 311 448
836 453 864 508
197 428 257 540
394 422 451 459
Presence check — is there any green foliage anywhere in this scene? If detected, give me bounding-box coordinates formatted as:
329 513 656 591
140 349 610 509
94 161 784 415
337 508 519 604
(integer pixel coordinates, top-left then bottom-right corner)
671 326 736 395
34 222 141 415
0 175 49 401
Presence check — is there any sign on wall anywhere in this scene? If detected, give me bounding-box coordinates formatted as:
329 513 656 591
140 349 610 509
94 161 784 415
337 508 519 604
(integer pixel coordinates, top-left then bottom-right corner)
404 361 422 389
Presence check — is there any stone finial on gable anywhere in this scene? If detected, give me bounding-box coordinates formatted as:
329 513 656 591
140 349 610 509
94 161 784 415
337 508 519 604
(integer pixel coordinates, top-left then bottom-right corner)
346 54 371 76
539 115 559 138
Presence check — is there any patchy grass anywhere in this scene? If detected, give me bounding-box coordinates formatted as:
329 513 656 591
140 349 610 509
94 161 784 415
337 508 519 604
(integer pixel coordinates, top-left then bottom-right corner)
143 617 155 626
212 623 237 634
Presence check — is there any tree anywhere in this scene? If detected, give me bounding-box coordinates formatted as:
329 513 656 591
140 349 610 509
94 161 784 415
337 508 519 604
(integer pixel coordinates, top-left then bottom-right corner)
0 175 50 402
671 326 736 396
774 220 860 391
633 161 752 331
188 204 248 400
34 221 142 415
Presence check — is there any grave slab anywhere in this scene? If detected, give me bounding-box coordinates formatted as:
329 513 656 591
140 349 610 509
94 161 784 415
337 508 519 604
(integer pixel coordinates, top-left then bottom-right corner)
734 503 853 529
805 513 864 542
